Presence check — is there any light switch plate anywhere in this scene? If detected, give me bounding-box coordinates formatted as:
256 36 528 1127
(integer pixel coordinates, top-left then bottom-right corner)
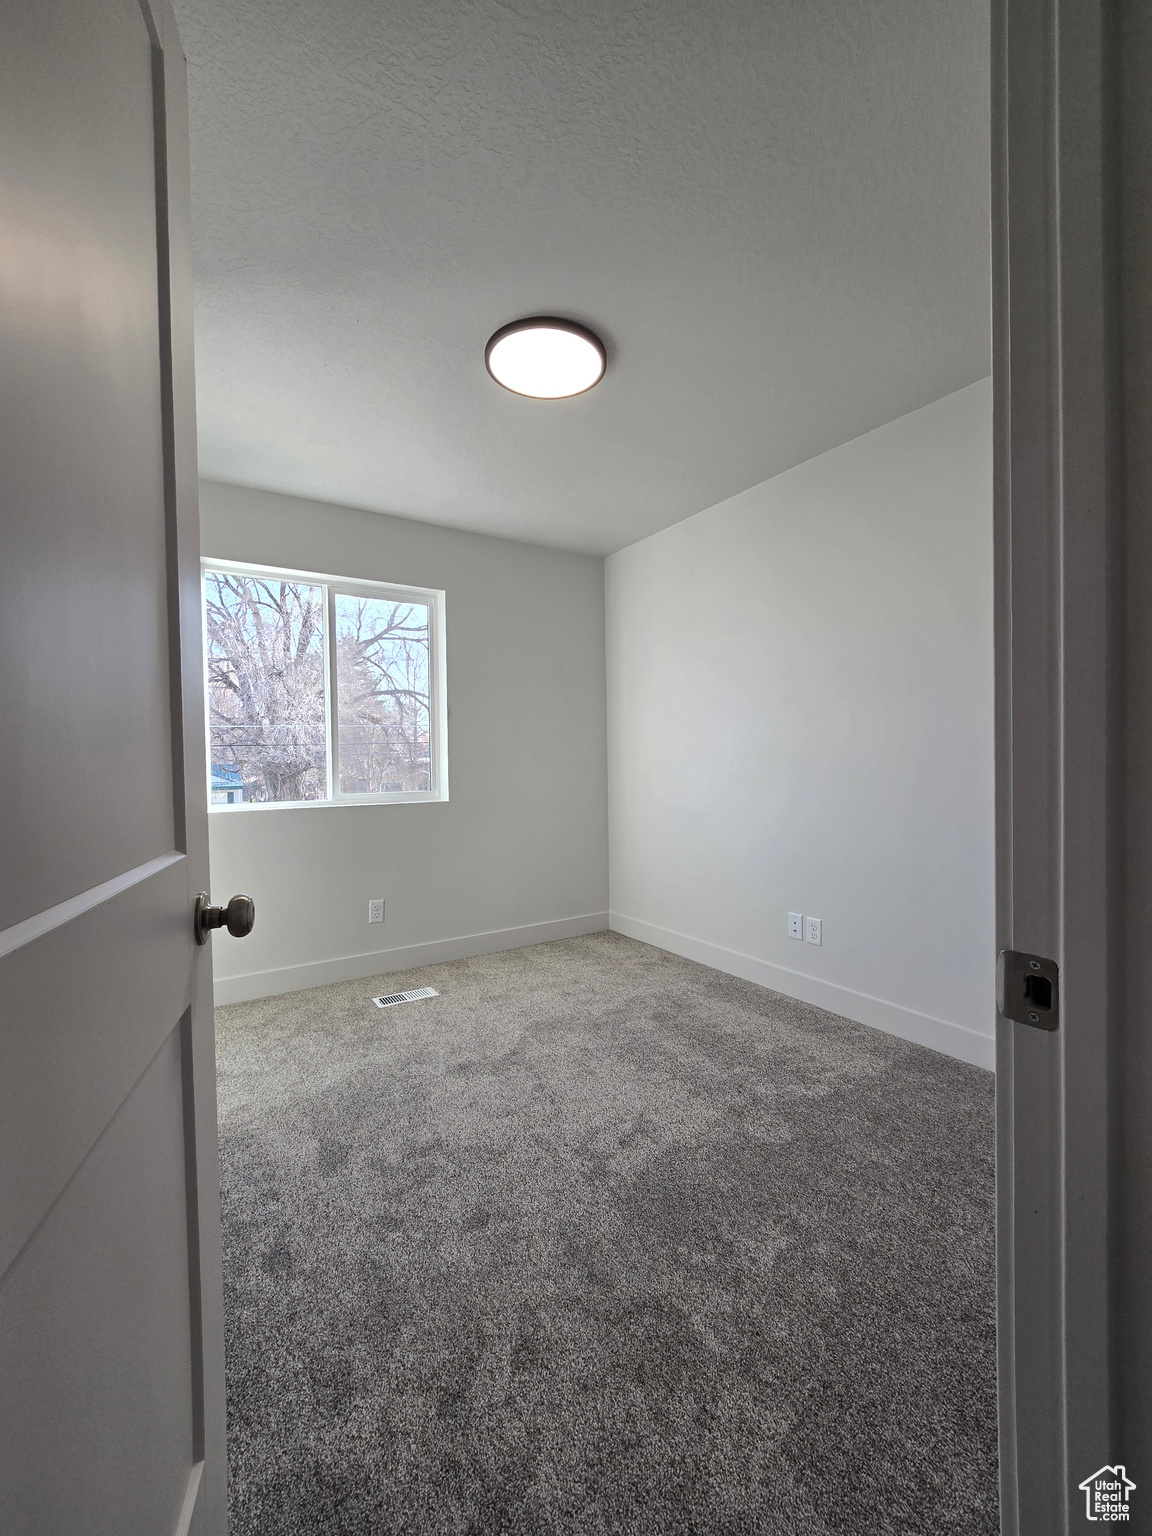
805 916 822 945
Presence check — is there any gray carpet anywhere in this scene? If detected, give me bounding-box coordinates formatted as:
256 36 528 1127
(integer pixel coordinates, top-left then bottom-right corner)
216 931 998 1535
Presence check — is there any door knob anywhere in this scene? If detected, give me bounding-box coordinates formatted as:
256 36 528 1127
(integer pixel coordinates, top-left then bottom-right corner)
194 892 255 945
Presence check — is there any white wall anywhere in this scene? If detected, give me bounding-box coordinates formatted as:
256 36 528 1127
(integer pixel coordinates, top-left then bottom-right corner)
606 379 995 1068
200 481 608 1003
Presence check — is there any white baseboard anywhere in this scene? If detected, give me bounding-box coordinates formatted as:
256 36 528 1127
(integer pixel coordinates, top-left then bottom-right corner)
609 912 995 1071
211 912 610 1006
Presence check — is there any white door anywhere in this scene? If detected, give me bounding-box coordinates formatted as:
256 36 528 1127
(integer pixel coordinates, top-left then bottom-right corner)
0 1 231 1531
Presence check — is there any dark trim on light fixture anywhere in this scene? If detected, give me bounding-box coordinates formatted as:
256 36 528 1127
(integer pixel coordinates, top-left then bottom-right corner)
484 315 607 397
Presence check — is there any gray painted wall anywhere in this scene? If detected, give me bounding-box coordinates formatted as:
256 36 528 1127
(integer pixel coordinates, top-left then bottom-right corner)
200 481 608 1003
606 380 995 1068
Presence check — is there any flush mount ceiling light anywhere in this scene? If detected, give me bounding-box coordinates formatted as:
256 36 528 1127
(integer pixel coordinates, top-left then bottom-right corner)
484 316 606 399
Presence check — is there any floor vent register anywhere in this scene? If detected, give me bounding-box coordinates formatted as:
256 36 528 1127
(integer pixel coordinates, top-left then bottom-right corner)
372 987 440 1009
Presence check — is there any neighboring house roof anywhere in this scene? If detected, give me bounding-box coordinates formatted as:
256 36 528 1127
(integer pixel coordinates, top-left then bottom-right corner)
210 765 244 790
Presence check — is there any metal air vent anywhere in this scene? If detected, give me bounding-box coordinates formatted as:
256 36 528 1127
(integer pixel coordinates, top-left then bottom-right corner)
372 987 439 1009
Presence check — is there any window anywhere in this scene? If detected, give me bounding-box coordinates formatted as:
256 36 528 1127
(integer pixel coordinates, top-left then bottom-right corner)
202 560 446 810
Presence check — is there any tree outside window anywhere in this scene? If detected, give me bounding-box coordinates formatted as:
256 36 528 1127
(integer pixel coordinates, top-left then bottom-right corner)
205 572 326 803
202 564 443 809
335 594 431 794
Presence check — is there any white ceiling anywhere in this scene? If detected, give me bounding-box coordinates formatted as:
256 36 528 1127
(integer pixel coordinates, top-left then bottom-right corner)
175 0 990 556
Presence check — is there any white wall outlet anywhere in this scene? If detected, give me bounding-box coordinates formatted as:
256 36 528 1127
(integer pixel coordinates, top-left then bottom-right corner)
368 899 385 925
788 911 803 940
805 916 822 945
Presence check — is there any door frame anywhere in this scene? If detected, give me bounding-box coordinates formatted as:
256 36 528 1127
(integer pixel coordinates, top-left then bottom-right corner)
992 0 1122 1529
148 0 227 1526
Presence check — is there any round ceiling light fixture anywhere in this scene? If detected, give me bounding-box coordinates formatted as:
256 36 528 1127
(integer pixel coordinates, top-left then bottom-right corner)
485 316 606 399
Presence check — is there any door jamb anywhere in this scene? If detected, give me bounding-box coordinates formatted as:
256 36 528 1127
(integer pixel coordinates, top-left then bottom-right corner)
993 0 1118 1530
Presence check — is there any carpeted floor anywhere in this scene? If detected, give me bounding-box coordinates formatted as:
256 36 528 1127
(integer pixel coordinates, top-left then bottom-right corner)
216 931 998 1535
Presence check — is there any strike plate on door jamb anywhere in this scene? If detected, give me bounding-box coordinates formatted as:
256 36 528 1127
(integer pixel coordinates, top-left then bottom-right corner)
997 950 1060 1031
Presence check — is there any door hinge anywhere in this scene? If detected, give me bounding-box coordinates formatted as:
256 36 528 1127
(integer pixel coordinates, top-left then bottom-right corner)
997 950 1059 1030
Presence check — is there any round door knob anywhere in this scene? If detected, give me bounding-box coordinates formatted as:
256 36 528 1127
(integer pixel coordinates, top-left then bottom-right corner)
194 892 255 945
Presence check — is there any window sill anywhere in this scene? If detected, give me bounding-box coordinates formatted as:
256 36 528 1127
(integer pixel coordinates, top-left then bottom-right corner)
208 792 448 815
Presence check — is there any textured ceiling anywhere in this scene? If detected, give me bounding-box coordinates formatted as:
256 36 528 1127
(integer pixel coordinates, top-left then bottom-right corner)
175 0 990 555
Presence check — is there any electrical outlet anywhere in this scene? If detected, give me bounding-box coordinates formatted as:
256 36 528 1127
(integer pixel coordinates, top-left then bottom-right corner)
788 911 803 940
805 916 822 946
368 899 384 925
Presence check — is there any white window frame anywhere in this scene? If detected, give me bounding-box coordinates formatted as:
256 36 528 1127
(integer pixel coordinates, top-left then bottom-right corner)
201 557 448 812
